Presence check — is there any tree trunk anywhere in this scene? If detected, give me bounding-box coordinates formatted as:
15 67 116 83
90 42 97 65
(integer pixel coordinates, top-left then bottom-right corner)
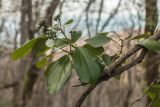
12 0 32 106
144 0 159 104
20 0 60 107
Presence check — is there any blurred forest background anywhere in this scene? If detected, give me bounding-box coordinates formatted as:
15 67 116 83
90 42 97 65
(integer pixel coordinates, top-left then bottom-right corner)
0 0 160 107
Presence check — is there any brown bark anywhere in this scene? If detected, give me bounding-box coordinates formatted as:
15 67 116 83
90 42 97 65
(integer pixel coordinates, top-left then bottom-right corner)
144 0 159 104
22 0 60 106
12 0 60 107
145 0 158 34
21 0 34 106
12 0 33 106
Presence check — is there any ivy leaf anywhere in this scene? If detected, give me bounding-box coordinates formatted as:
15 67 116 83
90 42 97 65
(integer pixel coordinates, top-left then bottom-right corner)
83 44 104 55
131 33 151 40
139 39 160 53
54 38 69 47
70 31 82 42
45 55 71 95
73 47 101 84
102 54 112 65
11 38 38 60
65 19 73 25
85 32 111 47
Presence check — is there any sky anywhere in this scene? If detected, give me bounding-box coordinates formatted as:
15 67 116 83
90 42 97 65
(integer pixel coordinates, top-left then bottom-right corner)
0 0 160 47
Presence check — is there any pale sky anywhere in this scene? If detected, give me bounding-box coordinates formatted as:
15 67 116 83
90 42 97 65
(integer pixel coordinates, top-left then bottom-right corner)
0 0 160 47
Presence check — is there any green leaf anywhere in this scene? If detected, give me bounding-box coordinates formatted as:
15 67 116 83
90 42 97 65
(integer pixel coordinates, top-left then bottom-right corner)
148 97 160 107
85 32 111 47
139 39 160 53
102 54 112 65
144 84 160 100
36 57 48 68
36 48 50 57
11 38 37 60
45 55 71 94
149 84 160 94
54 38 69 47
147 92 157 100
70 31 82 42
54 14 60 21
131 33 151 40
65 19 73 25
45 39 54 48
36 55 51 68
32 37 48 54
83 44 104 55
73 47 101 84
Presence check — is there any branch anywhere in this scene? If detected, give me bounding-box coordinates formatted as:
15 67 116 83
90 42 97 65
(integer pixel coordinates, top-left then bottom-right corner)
75 80 102 107
0 81 18 90
74 48 146 107
85 0 96 37
95 0 104 33
43 0 60 32
74 31 160 107
111 48 147 77
72 83 88 87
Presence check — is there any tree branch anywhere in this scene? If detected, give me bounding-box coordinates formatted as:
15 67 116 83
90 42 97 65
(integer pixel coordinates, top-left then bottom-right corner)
74 31 160 107
43 0 60 32
75 80 102 107
0 81 18 90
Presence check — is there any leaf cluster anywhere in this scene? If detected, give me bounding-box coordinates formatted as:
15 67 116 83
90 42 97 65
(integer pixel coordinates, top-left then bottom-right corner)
12 15 160 95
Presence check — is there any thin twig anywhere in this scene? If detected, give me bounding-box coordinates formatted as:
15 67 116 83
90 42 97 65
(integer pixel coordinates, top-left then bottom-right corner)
0 81 19 90
111 38 121 47
59 48 70 54
72 83 88 87
110 31 122 40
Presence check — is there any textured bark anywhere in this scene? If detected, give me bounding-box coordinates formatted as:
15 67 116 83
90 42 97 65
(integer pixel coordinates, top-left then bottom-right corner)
145 0 158 34
12 0 32 106
144 0 159 104
12 0 60 107
0 0 1 8
20 0 35 107
21 0 60 107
